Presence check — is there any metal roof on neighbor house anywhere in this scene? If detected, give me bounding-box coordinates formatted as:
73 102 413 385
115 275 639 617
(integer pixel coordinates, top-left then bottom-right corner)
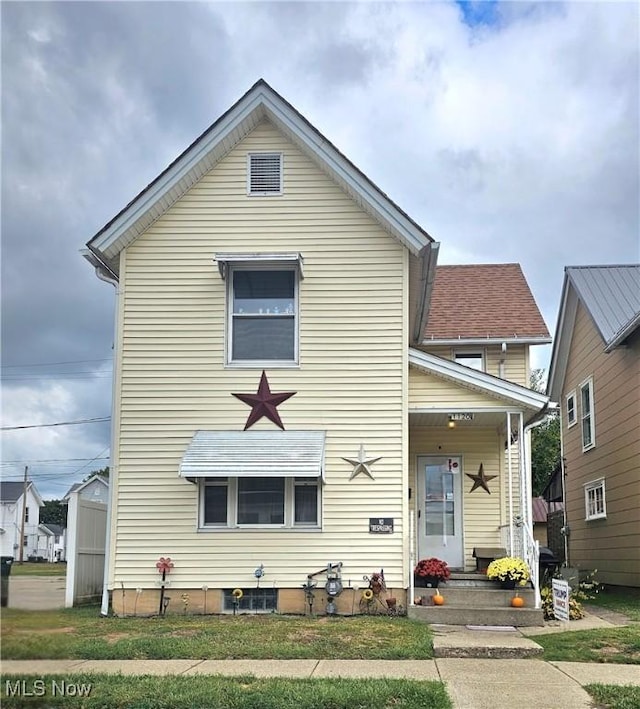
566 265 640 350
423 264 550 343
179 430 326 480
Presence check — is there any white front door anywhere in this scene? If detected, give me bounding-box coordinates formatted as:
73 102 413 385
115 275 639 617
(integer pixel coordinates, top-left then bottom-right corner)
417 455 464 568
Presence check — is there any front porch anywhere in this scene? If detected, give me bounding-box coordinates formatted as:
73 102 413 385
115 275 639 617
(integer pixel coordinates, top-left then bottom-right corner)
407 348 550 619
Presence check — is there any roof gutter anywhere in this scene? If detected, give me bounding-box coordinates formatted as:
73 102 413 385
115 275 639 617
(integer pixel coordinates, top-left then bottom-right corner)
412 242 439 344
604 311 640 352
82 247 119 286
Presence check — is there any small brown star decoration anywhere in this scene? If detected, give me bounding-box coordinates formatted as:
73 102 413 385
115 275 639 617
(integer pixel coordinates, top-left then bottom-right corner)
465 463 497 494
232 370 296 430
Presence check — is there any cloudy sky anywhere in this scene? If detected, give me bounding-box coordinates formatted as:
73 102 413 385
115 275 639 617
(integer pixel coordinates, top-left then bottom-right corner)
2 1 638 500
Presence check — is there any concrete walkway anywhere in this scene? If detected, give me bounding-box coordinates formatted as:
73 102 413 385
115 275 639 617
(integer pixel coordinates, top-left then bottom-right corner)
7 576 66 610
2 657 639 708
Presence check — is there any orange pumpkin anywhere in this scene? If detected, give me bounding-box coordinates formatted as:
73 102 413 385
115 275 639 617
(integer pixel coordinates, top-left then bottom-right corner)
511 595 525 608
432 593 445 606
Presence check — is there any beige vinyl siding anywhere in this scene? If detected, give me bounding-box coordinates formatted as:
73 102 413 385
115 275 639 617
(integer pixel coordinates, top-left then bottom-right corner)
562 303 640 586
409 427 504 570
113 120 408 589
420 345 529 386
409 367 511 409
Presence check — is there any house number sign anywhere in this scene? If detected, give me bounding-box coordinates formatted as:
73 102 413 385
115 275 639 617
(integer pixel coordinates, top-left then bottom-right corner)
369 518 394 534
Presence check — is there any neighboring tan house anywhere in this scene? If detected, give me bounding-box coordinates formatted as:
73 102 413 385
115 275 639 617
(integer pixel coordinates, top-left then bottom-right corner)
0 481 45 560
548 265 640 588
64 475 109 505
84 80 550 617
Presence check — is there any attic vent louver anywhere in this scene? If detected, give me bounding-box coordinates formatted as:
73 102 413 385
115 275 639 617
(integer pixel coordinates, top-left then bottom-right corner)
248 153 282 195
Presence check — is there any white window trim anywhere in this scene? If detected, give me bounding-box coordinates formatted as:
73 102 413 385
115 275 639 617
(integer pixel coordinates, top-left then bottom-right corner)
225 262 300 368
198 477 321 531
584 478 606 520
579 377 595 451
247 152 283 196
453 349 485 372
566 390 577 428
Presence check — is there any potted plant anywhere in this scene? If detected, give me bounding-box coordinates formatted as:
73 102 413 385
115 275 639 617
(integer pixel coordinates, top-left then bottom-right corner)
486 556 531 589
414 557 451 588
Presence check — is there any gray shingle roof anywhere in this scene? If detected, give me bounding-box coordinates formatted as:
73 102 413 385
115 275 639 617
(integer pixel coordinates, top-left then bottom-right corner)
0 482 25 503
567 265 640 349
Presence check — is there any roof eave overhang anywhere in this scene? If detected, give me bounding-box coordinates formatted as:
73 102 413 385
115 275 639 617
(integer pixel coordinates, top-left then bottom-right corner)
547 276 577 400
87 80 431 270
421 336 552 347
412 242 440 344
409 347 549 412
604 312 640 352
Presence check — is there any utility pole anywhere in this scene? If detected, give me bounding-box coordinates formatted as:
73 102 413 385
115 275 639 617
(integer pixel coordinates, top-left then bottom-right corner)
18 466 28 563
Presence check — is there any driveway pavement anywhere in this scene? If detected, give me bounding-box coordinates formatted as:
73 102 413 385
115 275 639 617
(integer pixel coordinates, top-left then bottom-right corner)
7 575 66 610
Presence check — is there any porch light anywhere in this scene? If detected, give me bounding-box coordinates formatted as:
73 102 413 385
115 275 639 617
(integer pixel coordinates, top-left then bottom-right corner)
447 418 456 429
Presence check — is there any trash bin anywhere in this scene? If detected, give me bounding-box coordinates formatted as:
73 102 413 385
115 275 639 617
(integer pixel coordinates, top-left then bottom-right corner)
538 547 559 586
1 556 13 607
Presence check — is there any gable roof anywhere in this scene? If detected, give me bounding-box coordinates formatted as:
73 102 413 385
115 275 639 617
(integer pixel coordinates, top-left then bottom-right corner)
548 264 640 399
63 474 109 501
0 481 43 506
85 79 433 276
408 347 550 415
422 264 550 344
41 523 65 536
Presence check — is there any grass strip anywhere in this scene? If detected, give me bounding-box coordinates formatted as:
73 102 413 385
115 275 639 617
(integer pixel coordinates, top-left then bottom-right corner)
0 674 451 709
536 626 640 664
585 683 640 709
1 609 434 661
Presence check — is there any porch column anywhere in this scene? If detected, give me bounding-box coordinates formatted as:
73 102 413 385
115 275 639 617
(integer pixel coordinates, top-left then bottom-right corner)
506 412 514 556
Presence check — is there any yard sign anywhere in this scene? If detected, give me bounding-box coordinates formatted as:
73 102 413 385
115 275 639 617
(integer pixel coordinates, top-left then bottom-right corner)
552 578 570 621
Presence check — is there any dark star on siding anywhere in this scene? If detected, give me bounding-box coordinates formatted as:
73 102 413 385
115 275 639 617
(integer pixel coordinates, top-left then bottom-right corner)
465 463 497 494
232 371 296 430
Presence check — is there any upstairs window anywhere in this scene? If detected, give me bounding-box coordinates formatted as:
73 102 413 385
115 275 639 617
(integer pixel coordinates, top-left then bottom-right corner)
566 391 576 428
230 268 297 364
248 153 282 195
454 351 484 372
24 507 29 523
580 378 595 451
584 478 606 520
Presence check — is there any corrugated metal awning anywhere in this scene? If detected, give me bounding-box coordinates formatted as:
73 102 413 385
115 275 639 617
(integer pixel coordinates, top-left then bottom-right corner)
179 430 325 480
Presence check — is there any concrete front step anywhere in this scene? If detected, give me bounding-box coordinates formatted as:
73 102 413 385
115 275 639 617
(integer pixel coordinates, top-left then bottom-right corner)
414 587 535 606
408 605 544 627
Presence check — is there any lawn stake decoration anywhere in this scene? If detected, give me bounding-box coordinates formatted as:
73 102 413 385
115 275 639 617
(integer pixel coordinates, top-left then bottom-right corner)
232 370 296 430
231 588 243 615
155 557 174 615
465 463 497 494
342 444 382 480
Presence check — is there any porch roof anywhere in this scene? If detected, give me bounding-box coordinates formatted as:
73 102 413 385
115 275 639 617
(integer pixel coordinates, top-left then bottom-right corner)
408 348 549 418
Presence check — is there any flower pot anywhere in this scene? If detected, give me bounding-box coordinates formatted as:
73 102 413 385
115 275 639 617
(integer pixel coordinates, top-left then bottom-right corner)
416 575 440 588
386 597 397 609
500 579 517 590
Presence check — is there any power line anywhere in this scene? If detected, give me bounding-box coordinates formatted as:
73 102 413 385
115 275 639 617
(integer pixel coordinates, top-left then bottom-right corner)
1 358 113 369
1 457 110 464
2 416 110 431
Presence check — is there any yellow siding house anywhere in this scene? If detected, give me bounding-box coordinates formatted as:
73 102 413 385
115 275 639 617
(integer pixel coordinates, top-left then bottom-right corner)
84 81 551 619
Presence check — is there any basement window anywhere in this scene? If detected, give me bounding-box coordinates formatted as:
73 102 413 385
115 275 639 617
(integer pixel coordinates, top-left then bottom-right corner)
247 152 282 195
223 588 277 612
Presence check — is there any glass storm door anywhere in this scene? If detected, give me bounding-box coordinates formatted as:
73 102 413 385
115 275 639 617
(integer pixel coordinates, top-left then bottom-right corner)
417 455 464 568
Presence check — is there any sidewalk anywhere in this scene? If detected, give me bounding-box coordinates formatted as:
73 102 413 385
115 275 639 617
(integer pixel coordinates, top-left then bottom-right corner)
2 657 639 709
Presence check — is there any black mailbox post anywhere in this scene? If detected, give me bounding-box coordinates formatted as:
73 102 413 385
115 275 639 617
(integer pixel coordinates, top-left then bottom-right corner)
1 556 13 607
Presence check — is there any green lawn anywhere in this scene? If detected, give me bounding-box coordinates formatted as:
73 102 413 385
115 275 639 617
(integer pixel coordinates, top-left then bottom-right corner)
9 562 66 577
535 626 640 664
1 607 435 661
586 588 640 622
0 674 451 709
585 683 640 709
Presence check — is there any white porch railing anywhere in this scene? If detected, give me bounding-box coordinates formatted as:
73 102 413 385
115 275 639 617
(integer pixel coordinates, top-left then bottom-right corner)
500 522 540 608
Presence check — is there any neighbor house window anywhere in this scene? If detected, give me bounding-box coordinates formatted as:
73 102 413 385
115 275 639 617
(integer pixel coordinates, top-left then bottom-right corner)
200 477 320 529
229 267 297 364
580 378 595 450
566 391 576 428
247 152 282 195
454 351 484 371
584 478 606 520
24 507 29 523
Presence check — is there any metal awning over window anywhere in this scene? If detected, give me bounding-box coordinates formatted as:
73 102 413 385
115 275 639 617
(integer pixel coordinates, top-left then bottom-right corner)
214 252 304 280
179 430 325 481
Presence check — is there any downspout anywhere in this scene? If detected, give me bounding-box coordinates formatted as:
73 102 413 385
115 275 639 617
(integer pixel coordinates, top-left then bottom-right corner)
83 249 120 617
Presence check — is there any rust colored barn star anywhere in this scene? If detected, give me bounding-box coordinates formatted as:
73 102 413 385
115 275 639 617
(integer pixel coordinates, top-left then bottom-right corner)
465 463 497 494
232 370 296 430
